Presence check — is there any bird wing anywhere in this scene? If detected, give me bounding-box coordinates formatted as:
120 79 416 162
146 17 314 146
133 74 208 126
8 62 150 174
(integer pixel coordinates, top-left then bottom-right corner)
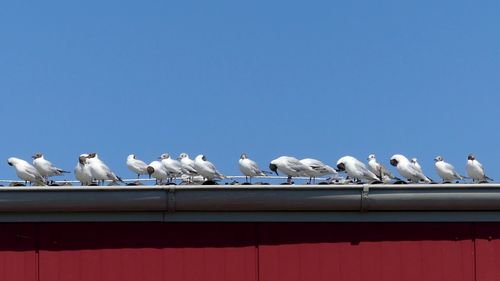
289 160 311 174
442 162 456 172
354 161 379 180
379 164 395 178
248 159 264 174
183 162 198 174
24 165 44 182
100 163 119 181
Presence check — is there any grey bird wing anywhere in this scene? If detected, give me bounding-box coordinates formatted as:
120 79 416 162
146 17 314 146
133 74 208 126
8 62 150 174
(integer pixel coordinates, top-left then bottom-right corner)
379 164 398 179
25 165 45 182
184 164 198 174
100 163 119 181
354 161 379 181
248 160 265 175
443 162 462 179
290 160 311 174
306 159 329 173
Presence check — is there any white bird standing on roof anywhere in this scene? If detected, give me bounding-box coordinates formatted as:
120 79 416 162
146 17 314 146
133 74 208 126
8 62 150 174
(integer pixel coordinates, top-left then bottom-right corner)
194 154 224 181
146 160 169 185
239 153 267 183
126 154 149 179
75 154 93 186
466 154 493 183
300 158 338 184
7 157 46 185
178 153 199 183
178 153 198 176
390 154 432 183
269 156 313 184
410 158 423 174
367 154 399 182
32 153 70 181
336 156 380 183
434 156 464 183
86 153 122 185
160 153 183 182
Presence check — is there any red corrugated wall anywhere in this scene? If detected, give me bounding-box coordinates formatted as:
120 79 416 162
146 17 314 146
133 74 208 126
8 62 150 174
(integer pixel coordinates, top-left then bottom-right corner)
1 222 500 280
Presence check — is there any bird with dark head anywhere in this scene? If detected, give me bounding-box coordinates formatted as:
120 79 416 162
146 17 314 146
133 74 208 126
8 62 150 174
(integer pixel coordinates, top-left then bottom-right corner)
269 163 278 175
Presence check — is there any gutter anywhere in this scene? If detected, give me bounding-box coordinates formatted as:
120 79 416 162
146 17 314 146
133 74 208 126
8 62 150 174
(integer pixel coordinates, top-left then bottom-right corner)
0 184 499 213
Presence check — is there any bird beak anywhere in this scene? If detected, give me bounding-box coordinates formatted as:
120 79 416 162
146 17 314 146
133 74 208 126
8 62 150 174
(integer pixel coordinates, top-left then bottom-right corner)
390 159 398 166
7 161 12 166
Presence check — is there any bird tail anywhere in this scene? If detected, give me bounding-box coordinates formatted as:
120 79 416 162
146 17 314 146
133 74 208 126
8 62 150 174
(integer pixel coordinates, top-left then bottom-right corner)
486 175 494 181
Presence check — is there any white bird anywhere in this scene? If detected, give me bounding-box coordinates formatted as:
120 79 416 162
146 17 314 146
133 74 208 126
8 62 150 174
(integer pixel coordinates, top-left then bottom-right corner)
466 154 493 183
86 153 122 185
126 154 149 179
300 158 338 184
75 154 93 186
160 153 183 182
390 154 432 183
7 157 46 185
178 153 199 184
336 156 380 183
434 156 464 183
194 154 224 181
32 153 70 180
367 154 399 183
410 158 423 174
146 160 169 185
269 156 313 184
178 153 198 175
239 153 267 183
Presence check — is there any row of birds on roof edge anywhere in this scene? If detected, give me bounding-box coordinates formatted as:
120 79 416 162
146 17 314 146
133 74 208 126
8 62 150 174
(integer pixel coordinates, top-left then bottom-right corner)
4 152 493 186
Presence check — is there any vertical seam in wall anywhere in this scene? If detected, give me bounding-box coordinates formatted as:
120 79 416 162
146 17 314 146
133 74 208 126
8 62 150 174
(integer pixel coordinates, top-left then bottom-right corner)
473 222 477 281
256 222 260 281
35 223 40 281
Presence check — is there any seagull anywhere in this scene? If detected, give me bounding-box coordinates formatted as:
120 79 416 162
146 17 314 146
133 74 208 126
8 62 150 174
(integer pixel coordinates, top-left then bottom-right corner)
194 154 224 181
466 154 493 183
300 158 338 184
75 154 93 186
86 153 122 185
126 154 149 179
178 153 199 183
7 157 46 186
32 153 70 181
434 156 464 183
367 154 399 182
160 153 183 183
239 153 267 183
410 158 423 174
336 156 380 183
146 160 169 185
269 156 313 184
390 154 432 183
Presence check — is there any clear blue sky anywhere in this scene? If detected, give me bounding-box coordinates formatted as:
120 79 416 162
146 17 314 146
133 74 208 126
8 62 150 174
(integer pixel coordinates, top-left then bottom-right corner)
1 1 499 182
